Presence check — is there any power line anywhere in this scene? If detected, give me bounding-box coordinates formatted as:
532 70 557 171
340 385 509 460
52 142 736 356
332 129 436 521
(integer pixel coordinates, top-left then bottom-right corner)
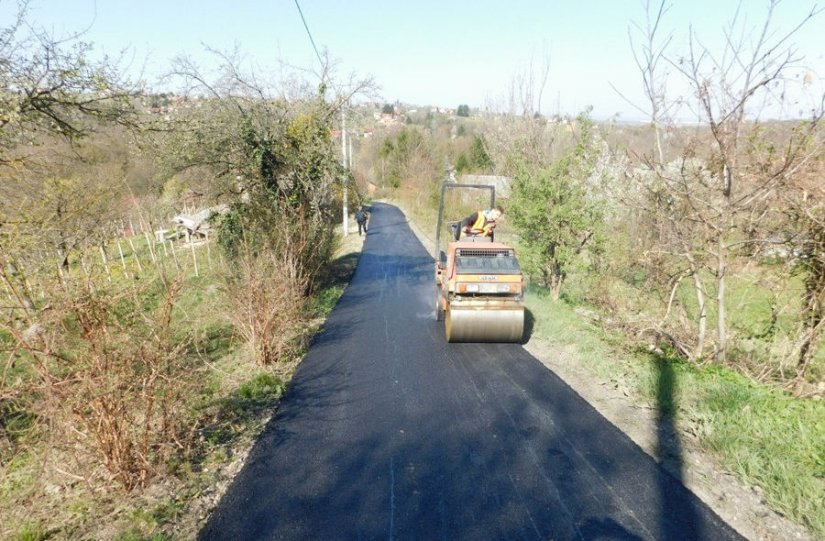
293 0 324 69
292 0 346 234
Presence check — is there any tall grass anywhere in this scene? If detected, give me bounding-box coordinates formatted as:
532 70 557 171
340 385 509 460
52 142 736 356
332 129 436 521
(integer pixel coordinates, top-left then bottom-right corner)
1 276 196 488
698 368 825 535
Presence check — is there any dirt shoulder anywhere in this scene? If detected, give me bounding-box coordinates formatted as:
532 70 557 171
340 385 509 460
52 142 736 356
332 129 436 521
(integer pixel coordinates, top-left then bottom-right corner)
398 200 814 541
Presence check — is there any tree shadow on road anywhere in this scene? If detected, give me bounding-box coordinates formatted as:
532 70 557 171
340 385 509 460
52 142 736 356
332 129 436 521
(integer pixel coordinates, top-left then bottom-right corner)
653 353 706 539
317 251 361 290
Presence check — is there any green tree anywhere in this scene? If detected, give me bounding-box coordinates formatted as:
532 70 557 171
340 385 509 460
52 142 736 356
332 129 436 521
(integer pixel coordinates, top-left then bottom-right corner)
469 135 493 171
454 153 470 174
374 127 430 189
455 135 493 174
509 113 604 299
164 98 338 290
457 104 470 117
162 50 374 292
377 137 401 187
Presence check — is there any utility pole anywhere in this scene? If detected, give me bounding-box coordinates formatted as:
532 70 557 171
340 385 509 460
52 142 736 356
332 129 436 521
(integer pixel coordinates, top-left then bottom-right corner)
342 105 348 236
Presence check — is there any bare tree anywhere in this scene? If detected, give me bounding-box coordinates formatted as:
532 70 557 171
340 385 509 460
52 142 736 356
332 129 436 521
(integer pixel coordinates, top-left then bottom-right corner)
0 0 140 290
620 0 710 360
779 128 825 384
0 1 138 169
670 0 822 361
507 47 551 118
624 1 823 364
624 0 676 164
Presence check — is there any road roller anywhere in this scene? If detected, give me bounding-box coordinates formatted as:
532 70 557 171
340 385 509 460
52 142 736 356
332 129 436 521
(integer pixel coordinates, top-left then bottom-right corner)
434 182 525 342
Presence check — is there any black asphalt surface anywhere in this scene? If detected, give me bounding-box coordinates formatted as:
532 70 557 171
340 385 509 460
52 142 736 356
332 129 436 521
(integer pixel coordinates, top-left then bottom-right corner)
199 203 745 541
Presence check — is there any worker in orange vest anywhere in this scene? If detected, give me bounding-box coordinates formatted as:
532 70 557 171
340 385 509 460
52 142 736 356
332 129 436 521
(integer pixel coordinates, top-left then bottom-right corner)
452 205 504 241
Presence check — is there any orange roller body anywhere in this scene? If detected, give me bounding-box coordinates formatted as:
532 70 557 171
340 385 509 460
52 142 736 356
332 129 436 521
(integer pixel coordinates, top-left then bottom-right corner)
435 238 525 343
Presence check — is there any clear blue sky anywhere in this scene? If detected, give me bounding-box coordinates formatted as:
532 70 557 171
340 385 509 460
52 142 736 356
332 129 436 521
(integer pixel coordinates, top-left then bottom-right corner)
7 0 825 120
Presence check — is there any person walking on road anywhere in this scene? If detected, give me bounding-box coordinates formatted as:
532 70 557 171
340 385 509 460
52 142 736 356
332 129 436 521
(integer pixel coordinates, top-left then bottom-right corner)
355 205 369 236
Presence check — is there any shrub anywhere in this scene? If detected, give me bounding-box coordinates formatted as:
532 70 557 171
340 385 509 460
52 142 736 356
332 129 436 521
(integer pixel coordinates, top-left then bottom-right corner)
225 249 307 366
1 279 195 491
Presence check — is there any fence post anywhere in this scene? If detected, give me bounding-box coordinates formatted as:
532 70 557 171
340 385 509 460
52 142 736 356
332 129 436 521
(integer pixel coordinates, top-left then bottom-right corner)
144 232 157 265
56 250 67 286
55 265 64 290
169 240 181 271
190 240 199 278
100 245 112 283
127 237 143 273
79 254 91 282
117 239 130 279
1 257 36 316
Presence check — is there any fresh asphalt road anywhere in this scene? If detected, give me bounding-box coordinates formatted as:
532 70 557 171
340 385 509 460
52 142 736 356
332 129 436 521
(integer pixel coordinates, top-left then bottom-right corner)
199 203 744 541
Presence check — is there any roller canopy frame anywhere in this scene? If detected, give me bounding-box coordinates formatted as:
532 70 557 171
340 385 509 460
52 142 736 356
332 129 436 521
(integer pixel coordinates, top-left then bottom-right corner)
435 181 496 260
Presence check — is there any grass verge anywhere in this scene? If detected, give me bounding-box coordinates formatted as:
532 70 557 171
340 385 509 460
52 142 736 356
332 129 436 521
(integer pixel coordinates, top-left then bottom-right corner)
525 287 825 539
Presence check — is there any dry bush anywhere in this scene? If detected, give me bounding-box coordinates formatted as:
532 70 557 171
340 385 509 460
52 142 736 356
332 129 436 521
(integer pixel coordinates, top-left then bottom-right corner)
226 250 308 366
1 277 195 491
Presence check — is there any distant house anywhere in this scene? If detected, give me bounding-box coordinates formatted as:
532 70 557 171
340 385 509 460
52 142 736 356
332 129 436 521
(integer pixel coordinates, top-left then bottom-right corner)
379 113 398 126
